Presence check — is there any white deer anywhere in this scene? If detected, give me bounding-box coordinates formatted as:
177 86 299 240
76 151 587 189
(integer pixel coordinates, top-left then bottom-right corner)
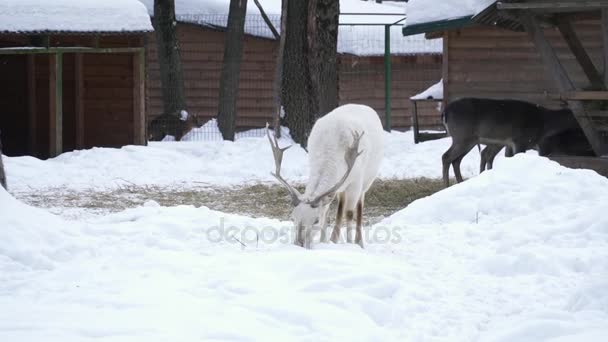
267 104 384 249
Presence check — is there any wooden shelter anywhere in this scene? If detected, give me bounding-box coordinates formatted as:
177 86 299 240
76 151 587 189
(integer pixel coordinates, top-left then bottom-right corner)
0 0 152 158
403 0 608 159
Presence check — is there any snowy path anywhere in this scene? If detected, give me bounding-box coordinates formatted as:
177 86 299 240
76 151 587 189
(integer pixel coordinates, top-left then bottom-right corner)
1 155 607 341
3 131 486 192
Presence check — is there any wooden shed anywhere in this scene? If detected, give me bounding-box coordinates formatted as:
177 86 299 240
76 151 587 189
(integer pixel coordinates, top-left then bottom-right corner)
142 0 443 133
0 0 152 159
403 0 608 159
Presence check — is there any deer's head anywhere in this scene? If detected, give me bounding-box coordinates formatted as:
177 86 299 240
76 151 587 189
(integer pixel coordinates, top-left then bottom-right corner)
266 125 363 247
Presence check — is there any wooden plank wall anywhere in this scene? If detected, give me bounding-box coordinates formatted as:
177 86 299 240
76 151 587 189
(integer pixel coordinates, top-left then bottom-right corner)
146 24 277 129
339 54 442 129
83 53 134 148
446 20 603 108
146 24 443 131
0 55 28 156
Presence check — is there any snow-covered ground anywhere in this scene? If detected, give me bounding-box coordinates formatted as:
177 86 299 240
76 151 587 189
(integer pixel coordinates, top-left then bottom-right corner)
4 130 482 192
1 153 607 341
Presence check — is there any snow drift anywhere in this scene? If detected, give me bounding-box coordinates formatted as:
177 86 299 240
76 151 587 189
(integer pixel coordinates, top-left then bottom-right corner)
1 154 607 341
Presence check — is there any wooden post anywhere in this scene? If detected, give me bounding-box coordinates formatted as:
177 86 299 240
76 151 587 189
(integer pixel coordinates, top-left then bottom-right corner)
520 12 607 156
49 53 63 157
27 54 37 156
133 50 146 145
442 31 449 108
602 9 608 87
412 101 420 144
556 15 605 90
384 24 392 131
74 53 84 149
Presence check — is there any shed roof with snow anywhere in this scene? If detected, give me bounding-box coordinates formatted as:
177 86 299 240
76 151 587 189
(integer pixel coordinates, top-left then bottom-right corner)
0 0 153 34
403 0 496 36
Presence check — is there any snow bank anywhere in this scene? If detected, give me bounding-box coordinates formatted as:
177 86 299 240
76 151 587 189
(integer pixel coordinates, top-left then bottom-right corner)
138 0 441 55
0 188 87 272
1 154 607 341
4 130 484 191
0 0 153 33
406 0 495 27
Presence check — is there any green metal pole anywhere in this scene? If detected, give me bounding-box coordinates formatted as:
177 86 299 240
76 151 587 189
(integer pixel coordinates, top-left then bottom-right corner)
54 52 63 157
384 24 392 132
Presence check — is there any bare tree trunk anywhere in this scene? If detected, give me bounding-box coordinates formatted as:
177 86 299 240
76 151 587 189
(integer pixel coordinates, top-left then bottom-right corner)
153 0 187 117
281 0 339 147
309 0 339 115
282 0 316 146
273 0 288 137
218 0 248 141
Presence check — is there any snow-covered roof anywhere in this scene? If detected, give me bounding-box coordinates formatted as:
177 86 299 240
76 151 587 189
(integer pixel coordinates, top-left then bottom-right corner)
405 0 496 28
138 0 441 56
0 0 153 34
411 79 443 100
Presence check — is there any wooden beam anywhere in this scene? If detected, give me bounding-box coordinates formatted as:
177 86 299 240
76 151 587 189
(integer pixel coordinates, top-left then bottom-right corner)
498 1 608 11
49 53 63 157
563 91 608 100
132 50 146 145
557 15 605 90
27 54 37 156
603 9 608 87
520 12 608 156
75 53 84 149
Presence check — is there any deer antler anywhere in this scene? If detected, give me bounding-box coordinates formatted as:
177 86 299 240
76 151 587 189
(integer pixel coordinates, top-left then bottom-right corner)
311 131 364 206
266 124 302 206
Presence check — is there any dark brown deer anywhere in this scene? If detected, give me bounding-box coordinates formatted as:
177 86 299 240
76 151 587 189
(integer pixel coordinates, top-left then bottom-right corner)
442 98 580 187
0 129 6 190
148 110 200 141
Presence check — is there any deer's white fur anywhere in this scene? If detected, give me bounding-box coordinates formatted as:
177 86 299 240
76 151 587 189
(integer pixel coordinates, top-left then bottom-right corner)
305 104 384 201
293 104 384 248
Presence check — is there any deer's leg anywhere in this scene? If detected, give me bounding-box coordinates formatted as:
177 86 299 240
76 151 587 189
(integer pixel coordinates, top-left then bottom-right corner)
486 145 501 170
442 145 457 187
511 143 527 155
319 204 330 243
294 225 305 247
343 191 360 244
355 197 364 248
345 208 355 244
330 193 345 243
504 146 514 158
453 142 476 183
480 146 489 174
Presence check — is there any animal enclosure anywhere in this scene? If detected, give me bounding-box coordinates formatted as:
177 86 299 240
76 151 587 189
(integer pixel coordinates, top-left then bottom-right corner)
145 16 442 140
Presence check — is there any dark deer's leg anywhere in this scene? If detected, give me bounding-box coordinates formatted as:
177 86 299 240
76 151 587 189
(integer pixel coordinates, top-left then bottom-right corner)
486 145 502 171
355 197 364 248
453 142 476 183
453 156 466 182
480 146 490 174
442 145 456 187
330 193 344 243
